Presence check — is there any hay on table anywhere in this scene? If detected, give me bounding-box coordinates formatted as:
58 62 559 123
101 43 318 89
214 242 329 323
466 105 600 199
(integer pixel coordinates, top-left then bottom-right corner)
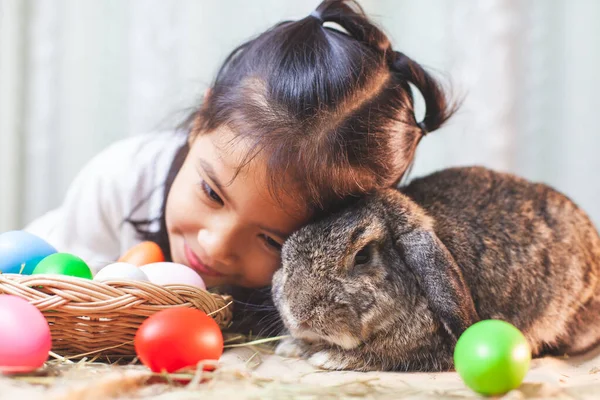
3 345 600 400
1 328 600 399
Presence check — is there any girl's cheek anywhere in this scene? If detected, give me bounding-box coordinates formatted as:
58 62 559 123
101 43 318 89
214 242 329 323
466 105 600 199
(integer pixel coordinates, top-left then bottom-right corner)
168 181 203 231
244 255 281 287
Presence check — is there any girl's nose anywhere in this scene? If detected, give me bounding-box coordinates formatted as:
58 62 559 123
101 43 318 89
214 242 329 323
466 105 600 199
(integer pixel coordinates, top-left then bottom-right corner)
196 222 237 265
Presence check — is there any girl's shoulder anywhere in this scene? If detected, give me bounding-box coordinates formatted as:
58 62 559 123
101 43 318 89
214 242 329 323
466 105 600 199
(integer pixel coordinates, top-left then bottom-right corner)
24 131 187 269
91 130 187 241
82 130 187 199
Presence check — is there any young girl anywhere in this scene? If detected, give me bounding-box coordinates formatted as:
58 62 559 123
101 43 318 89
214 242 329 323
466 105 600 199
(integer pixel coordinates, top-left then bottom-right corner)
25 0 455 333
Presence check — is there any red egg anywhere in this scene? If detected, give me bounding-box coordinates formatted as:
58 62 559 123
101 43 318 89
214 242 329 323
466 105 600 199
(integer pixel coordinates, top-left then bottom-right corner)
134 308 223 373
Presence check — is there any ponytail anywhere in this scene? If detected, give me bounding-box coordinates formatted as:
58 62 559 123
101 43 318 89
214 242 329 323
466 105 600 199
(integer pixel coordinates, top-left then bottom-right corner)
389 51 457 135
310 0 457 136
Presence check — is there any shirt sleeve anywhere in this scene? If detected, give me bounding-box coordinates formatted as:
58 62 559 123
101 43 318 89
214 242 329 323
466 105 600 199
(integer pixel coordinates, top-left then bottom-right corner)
24 140 133 274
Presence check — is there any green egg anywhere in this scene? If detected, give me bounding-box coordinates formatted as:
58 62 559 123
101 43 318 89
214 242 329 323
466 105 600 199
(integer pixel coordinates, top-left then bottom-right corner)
32 253 93 279
454 319 531 396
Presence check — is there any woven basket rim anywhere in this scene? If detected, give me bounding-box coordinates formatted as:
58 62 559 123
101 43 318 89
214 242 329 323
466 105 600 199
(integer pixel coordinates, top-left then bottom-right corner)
0 273 234 358
0 273 233 314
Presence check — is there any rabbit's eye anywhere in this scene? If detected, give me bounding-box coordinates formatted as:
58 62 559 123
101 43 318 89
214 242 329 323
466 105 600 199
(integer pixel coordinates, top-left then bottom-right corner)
354 247 371 266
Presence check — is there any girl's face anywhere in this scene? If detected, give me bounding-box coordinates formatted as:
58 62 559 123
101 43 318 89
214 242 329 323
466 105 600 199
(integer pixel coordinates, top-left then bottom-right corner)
165 127 310 289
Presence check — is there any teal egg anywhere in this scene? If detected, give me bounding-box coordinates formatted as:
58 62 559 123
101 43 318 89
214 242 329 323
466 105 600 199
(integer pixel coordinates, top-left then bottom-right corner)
0 231 57 274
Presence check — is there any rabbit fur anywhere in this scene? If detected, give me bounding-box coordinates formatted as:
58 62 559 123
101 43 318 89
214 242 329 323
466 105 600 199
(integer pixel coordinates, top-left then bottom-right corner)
272 166 600 371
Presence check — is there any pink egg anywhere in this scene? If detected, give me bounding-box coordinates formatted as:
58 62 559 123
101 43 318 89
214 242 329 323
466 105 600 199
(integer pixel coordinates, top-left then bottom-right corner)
0 295 52 374
140 262 206 290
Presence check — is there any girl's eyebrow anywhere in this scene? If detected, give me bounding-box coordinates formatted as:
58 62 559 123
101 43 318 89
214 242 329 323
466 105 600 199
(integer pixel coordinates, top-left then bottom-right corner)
197 159 230 203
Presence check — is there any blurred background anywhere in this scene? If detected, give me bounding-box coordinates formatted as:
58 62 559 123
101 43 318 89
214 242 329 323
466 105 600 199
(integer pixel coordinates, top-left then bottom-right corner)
1 0 599 231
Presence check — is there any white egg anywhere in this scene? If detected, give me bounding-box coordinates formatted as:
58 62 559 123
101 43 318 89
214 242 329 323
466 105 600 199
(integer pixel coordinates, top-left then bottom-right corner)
94 262 149 282
140 262 206 290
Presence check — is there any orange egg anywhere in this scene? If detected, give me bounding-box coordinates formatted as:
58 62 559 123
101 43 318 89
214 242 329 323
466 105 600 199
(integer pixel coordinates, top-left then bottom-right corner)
118 241 165 266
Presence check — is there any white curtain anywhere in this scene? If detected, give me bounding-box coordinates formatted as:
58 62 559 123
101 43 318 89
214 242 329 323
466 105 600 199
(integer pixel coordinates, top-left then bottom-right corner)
1 0 599 231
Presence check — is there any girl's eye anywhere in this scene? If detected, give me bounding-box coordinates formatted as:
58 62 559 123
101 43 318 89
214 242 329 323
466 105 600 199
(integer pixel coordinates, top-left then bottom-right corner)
199 181 223 205
261 234 282 251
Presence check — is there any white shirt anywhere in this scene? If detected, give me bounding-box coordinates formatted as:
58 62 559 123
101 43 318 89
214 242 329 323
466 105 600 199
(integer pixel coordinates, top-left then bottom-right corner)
25 131 187 273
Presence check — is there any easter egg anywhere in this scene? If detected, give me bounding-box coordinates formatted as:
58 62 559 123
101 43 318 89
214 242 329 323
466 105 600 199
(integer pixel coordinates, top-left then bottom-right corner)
454 319 531 395
140 262 206 289
118 241 165 266
0 295 52 373
94 262 149 282
0 230 57 274
134 308 223 373
32 253 93 279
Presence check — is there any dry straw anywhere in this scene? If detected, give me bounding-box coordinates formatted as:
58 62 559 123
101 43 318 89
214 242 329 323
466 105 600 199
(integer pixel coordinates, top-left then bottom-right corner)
0 274 233 358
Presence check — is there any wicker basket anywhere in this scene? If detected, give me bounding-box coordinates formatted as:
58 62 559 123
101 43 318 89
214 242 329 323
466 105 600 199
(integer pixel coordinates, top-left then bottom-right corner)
0 274 233 359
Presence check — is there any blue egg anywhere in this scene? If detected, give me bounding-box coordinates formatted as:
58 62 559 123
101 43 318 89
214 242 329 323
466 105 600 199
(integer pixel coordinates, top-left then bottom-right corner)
0 231 57 274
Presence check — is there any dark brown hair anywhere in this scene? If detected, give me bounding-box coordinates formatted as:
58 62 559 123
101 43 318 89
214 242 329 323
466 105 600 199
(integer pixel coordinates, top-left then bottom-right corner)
190 0 456 213
128 0 457 333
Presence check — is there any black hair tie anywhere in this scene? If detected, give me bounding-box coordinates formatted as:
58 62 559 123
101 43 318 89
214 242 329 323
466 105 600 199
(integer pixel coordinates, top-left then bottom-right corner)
390 50 409 73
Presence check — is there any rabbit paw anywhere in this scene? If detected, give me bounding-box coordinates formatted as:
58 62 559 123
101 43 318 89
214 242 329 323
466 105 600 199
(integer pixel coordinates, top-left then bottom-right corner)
307 348 351 370
277 338 371 371
275 337 305 358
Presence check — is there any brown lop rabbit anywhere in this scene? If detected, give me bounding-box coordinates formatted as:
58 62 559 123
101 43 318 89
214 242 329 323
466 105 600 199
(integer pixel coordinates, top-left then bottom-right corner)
272 166 600 371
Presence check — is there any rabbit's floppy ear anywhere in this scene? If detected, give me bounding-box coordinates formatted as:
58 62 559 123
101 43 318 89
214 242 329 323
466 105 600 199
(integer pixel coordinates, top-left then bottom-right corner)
397 228 479 340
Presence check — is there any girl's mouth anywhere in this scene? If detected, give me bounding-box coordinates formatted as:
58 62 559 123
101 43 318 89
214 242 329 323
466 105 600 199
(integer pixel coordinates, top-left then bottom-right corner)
184 242 225 278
